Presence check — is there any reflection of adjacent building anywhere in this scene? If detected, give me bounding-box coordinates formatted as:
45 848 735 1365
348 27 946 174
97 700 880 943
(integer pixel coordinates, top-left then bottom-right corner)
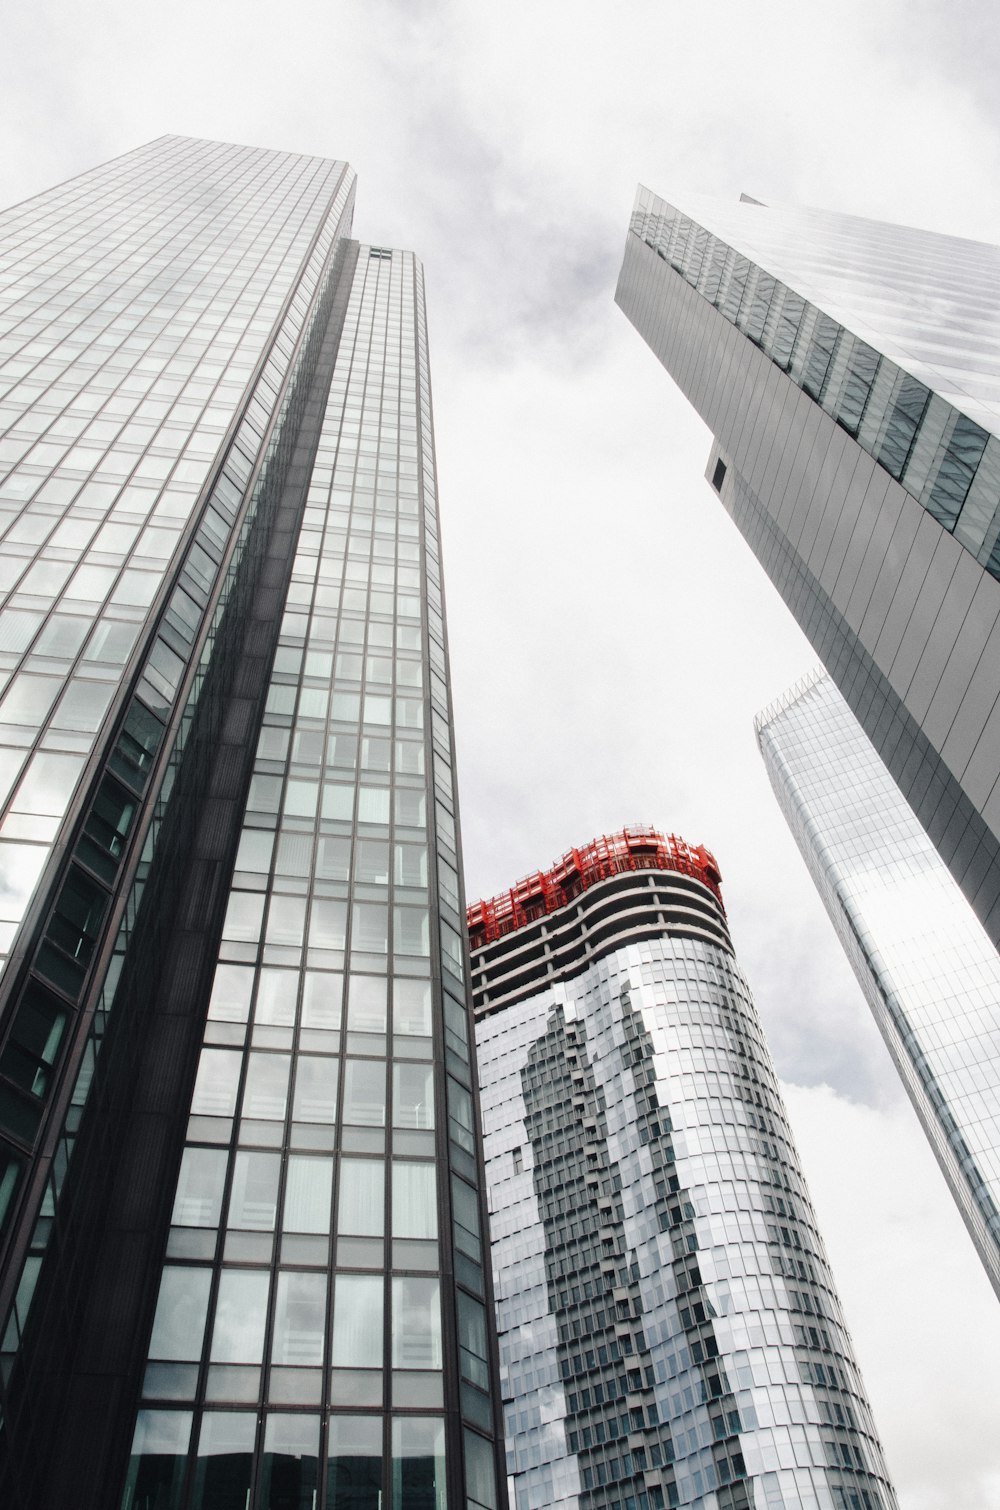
0 137 504 1509
758 669 1000 1298
617 189 1000 956
469 827 898 1510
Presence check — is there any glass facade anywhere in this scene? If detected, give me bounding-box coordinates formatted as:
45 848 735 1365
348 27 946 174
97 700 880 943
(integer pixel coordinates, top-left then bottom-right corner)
0 138 503 1509
616 189 1000 962
471 829 896 1510
626 187 1000 574
757 669 1000 1298
0 136 354 970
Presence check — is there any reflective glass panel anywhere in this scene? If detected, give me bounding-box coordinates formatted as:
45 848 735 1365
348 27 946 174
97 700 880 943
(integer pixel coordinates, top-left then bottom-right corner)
391 1416 446 1510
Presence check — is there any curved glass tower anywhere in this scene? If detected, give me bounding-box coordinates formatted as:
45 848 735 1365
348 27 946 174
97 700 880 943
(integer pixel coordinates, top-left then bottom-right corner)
470 827 897 1510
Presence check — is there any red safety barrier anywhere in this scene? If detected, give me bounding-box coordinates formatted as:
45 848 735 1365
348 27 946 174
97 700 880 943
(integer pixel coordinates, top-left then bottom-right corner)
467 825 723 949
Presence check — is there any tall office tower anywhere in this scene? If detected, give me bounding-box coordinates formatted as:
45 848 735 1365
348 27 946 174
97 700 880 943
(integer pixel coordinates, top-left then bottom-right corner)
468 826 897 1510
616 190 1000 954
757 669 1000 1298
0 137 504 1510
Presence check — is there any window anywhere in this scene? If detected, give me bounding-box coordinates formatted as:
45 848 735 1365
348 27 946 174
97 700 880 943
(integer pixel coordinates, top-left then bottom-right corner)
208 965 254 1023
78 775 136 880
121 1411 192 1510
108 700 163 791
331 1274 383 1367
352 902 388 954
338 1158 384 1235
877 372 929 480
394 980 431 1037
394 907 429 957
191 1413 256 1510
283 1155 333 1234
292 1057 339 1124
391 1277 441 1370
301 972 343 1032
328 1416 381 1510
171 1147 227 1227
259 1416 319 1510
448 1077 475 1154
241 1053 290 1121
228 1151 280 1230
266 895 306 948
800 312 839 402
254 969 297 1026
348 976 387 1033
392 1161 436 1238
148 1267 212 1361
356 840 390 885
391 1416 446 1510
343 1061 386 1127
42 867 108 977
210 1271 269 1362
0 985 67 1101
451 1176 482 1267
393 1063 434 1129
927 413 989 528
464 1429 498 1510
457 1292 489 1390
271 1273 325 1365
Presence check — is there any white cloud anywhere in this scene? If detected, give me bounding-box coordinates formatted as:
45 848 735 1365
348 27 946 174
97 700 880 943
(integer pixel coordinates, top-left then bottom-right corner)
784 1083 1000 1510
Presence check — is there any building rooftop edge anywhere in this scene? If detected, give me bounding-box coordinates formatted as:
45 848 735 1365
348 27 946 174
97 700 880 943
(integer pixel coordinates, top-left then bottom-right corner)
633 180 1000 253
754 665 828 740
467 824 724 949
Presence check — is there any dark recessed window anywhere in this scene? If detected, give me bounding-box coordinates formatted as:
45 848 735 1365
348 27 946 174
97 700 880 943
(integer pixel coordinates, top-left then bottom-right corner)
0 983 68 1100
711 460 727 493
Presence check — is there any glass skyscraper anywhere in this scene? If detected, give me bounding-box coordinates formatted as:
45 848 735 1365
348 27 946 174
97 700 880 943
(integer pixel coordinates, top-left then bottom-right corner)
0 136 504 1510
757 669 1000 1298
469 827 897 1510
616 190 1000 954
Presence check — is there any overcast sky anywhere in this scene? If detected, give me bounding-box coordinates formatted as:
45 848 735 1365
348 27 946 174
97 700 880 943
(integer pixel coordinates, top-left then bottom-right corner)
4 2 1000 1503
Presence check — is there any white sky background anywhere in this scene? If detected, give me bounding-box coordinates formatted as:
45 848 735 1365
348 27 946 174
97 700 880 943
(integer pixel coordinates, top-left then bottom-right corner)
3 1 1000 1502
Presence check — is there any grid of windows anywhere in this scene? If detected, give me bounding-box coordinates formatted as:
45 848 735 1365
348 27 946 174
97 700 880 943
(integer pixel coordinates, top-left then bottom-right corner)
628 188 1000 576
0 150 358 1409
0 140 502 1510
121 247 499 1510
475 870 896 1510
0 135 352 976
0 145 358 1454
758 670 1000 1297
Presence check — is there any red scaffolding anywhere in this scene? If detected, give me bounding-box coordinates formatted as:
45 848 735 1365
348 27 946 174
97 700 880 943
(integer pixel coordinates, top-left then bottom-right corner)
466 824 723 950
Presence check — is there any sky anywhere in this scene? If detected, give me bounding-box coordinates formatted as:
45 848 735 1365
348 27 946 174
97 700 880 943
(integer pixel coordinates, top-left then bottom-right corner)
4 1 1000 1503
